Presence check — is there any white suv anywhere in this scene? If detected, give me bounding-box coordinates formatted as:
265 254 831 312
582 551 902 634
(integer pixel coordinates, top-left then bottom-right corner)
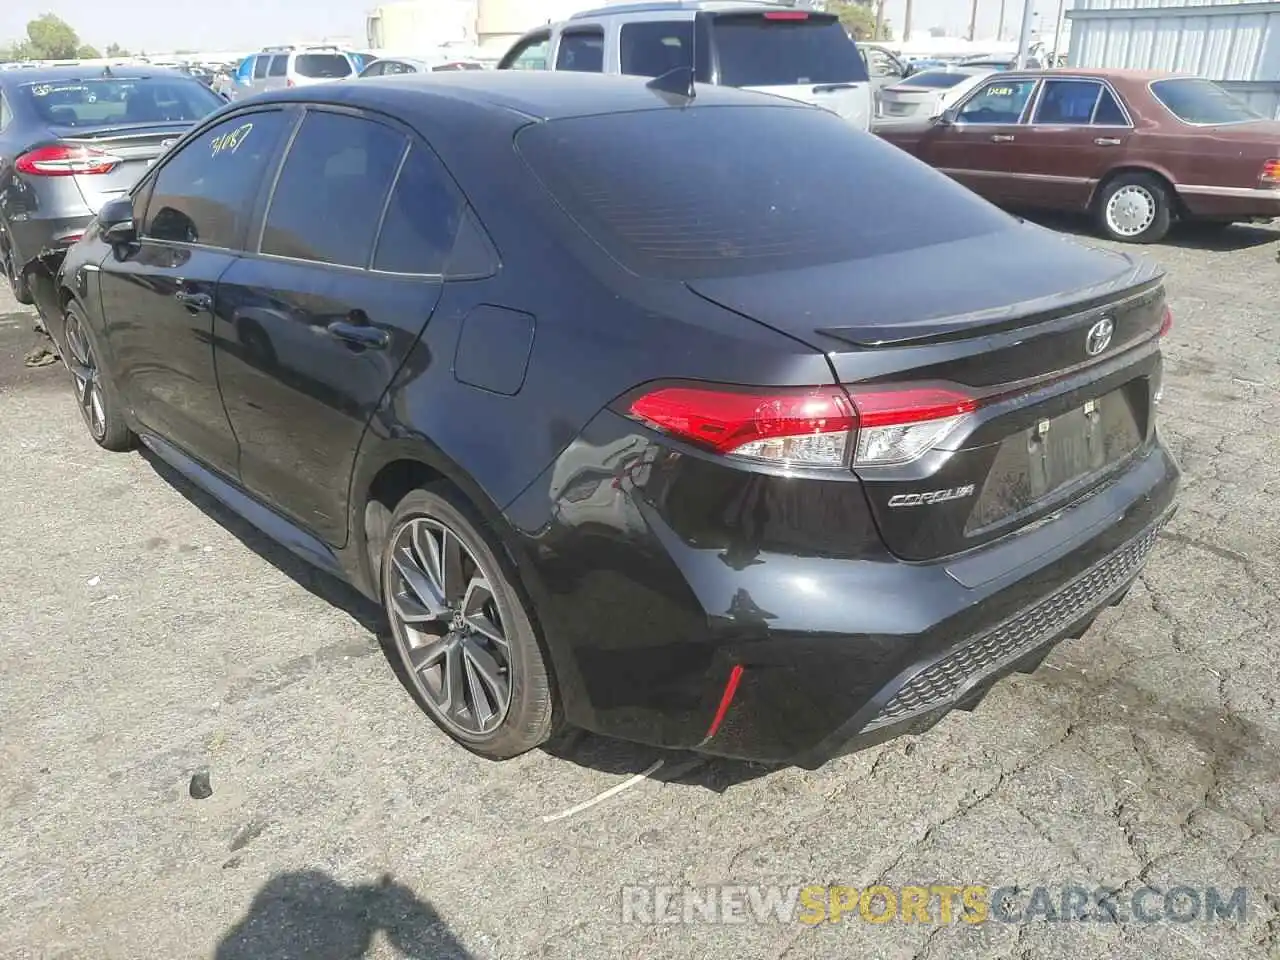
240 45 357 95
497 1 874 130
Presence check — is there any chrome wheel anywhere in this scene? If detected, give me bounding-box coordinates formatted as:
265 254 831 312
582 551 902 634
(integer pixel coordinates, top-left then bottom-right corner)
387 517 513 737
64 316 107 441
1105 184 1157 238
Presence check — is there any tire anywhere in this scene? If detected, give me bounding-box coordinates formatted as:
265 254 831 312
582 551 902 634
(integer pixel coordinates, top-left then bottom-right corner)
4 245 34 305
380 486 558 759
62 303 134 451
1095 172 1172 244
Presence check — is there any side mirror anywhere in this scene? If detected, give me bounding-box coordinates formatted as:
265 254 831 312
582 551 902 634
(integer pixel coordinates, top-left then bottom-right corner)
98 196 137 243
901 62 915 78
937 107 959 126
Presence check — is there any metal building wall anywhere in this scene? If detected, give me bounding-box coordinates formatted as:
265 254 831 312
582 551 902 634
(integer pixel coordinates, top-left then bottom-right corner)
1066 0 1280 115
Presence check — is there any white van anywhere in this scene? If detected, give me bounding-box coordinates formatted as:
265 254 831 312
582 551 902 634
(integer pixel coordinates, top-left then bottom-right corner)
497 1 874 130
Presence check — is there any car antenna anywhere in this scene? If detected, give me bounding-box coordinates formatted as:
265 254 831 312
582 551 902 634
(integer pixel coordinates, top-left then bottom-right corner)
646 66 695 100
101 64 113 77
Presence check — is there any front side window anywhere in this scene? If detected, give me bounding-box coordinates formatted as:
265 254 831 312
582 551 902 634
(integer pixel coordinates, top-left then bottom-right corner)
260 111 406 268
361 61 385 77
899 70 975 90
619 21 694 78
865 47 902 79
501 33 551 70
1151 77 1261 125
143 110 291 248
1033 80 1102 125
956 78 1038 124
556 29 605 73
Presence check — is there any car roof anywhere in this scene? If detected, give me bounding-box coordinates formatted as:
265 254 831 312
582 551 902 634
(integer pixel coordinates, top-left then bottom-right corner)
263 69 800 123
0 65 188 87
996 67 1196 82
570 0 795 19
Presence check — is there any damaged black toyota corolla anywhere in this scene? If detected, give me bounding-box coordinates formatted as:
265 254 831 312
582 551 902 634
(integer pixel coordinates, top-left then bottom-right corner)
38 72 1177 767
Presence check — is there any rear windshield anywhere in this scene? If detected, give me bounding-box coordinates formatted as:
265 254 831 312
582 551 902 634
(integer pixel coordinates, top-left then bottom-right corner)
712 13 869 87
517 105 1012 279
1151 77 1260 125
294 54 353 79
18 77 224 127
898 70 973 89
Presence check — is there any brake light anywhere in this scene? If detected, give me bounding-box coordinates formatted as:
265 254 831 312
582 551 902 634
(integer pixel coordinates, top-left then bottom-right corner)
625 382 975 468
763 10 809 18
15 145 120 177
1260 158 1280 186
1158 303 1173 337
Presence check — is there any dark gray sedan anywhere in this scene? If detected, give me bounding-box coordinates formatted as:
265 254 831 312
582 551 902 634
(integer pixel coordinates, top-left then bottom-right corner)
0 65 225 303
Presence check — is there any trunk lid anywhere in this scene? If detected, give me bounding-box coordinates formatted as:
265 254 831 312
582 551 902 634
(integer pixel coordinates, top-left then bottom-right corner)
687 224 1168 561
54 122 191 213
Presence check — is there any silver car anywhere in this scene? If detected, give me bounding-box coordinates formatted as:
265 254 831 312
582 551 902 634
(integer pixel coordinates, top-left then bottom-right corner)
877 67 993 121
239 45 357 96
0 65 225 304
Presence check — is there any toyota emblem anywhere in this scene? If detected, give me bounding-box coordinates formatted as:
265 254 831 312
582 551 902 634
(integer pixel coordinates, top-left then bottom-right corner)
1085 317 1114 356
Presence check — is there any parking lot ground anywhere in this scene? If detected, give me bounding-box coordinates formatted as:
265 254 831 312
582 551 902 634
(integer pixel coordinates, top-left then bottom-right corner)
1 220 1278 960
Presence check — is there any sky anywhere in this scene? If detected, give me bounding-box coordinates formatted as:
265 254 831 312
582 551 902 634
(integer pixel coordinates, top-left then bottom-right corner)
1 0 1067 54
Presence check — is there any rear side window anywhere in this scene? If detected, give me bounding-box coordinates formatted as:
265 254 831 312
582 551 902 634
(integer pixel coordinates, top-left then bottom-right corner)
1151 77 1260 125
0 93 12 131
253 56 269 79
1034 80 1102 124
373 143 464 274
556 29 605 72
268 56 288 77
144 110 290 248
517 105 1012 279
1093 87 1128 126
712 13 868 87
295 54 353 79
620 21 694 77
261 111 406 267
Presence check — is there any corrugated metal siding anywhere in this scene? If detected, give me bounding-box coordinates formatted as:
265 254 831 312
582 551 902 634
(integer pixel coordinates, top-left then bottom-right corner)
1067 0 1280 114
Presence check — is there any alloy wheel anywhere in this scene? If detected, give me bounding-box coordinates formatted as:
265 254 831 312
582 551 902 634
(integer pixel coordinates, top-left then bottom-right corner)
63 316 108 442
386 517 513 737
1105 185 1157 238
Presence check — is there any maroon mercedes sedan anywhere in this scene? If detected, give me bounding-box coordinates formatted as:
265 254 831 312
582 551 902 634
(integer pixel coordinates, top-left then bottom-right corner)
876 69 1280 243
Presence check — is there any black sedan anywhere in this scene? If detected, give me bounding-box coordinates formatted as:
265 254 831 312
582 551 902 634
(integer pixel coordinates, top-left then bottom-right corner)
0 65 227 304
38 71 1178 767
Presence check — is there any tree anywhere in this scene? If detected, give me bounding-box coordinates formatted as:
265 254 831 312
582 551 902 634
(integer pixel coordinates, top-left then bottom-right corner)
78 44 100 58
105 42 129 57
25 13 81 59
828 0 892 41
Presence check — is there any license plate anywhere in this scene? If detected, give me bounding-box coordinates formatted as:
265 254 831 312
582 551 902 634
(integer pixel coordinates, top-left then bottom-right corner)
885 102 908 115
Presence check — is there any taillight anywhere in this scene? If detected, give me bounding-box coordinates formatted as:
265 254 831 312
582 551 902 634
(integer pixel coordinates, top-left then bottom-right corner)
763 10 809 18
16 145 121 176
1260 158 1280 186
624 382 975 468
286 77 296 87
1158 303 1173 337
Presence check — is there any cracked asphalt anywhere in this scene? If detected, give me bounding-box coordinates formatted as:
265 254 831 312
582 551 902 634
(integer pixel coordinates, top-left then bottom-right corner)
1 219 1277 960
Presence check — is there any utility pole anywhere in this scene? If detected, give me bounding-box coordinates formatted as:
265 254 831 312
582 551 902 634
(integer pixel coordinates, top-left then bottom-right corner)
1051 0 1066 62
968 0 980 41
1014 0 1035 67
874 0 886 41
903 0 913 41
997 0 1007 40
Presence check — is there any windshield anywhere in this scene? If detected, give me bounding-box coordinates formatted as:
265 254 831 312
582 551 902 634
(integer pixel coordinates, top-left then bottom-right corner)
18 76 224 127
517 104 1011 279
294 54 353 79
713 13 869 87
898 70 974 89
1150 77 1261 125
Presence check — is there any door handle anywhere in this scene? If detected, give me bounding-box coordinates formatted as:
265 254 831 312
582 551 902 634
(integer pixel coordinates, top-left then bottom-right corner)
1094 137 1122 146
174 291 212 311
326 320 389 349
990 134 1016 142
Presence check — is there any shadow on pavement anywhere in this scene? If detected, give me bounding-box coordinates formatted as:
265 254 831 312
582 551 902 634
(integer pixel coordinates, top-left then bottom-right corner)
1017 209 1280 251
216 871 471 960
138 446 387 638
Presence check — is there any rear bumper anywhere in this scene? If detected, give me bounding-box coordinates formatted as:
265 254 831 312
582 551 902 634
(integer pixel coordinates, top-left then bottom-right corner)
504 408 1180 767
7 212 92 275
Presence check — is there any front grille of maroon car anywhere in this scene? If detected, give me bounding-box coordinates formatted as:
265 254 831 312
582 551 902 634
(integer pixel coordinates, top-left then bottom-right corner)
863 515 1168 731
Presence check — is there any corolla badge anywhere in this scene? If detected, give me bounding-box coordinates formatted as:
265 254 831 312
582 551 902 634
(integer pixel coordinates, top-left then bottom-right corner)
887 484 975 508
1085 317 1115 356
